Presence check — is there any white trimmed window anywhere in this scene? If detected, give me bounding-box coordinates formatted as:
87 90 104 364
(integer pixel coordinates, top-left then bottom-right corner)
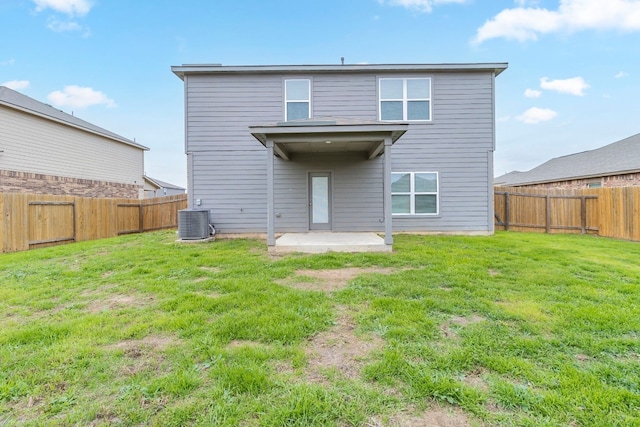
391 172 438 215
285 79 310 121
379 78 431 121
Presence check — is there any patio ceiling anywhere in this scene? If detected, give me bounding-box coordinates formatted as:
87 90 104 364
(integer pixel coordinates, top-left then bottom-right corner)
250 118 408 160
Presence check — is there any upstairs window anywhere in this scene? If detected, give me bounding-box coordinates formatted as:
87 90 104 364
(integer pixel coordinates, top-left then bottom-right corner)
391 172 438 215
285 79 310 121
380 78 431 121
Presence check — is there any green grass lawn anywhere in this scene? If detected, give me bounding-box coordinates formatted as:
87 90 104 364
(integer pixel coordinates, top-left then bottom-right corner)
1 231 639 426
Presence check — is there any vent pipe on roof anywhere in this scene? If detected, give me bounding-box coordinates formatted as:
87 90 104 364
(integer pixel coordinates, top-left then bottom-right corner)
341 57 344 65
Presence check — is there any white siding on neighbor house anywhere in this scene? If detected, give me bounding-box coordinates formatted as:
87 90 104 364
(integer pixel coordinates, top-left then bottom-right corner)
185 69 496 234
0 106 144 186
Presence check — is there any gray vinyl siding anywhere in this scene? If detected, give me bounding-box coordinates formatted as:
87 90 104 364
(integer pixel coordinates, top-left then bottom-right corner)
313 74 377 119
274 153 383 233
191 151 266 233
390 73 494 232
185 70 496 234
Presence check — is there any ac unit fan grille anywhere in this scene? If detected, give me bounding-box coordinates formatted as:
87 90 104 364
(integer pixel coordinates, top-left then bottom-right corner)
178 209 210 239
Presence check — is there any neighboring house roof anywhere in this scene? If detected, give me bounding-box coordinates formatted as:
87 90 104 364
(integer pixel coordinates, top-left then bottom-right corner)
144 175 185 191
0 86 148 151
495 133 640 186
172 62 508 79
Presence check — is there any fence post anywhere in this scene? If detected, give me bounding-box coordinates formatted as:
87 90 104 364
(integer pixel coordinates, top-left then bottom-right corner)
580 196 587 234
545 195 551 233
138 204 144 233
504 192 510 231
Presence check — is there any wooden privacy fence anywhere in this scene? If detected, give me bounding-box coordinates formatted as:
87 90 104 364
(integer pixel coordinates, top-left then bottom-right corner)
495 186 640 242
0 193 187 253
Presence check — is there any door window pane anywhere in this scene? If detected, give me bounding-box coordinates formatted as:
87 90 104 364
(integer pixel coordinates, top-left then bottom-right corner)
312 177 329 223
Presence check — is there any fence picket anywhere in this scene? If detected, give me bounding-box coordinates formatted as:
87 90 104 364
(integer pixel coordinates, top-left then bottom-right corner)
1 193 187 253
495 186 640 242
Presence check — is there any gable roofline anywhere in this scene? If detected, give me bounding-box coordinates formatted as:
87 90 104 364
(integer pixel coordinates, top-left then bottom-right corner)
143 175 185 190
0 86 149 151
495 132 640 186
171 62 508 80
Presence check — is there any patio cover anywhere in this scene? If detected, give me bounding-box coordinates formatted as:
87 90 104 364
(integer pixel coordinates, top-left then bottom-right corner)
249 117 409 247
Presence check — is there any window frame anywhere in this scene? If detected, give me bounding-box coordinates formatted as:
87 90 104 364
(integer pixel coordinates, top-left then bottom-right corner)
586 179 602 188
379 77 432 122
391 171 439 216
284 78 311 121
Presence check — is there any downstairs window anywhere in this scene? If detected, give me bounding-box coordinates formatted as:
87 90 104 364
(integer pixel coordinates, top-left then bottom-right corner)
391 172 438 215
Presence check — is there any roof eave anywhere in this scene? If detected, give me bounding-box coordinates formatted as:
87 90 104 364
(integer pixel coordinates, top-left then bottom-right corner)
172 62 509 79
509 169 640 186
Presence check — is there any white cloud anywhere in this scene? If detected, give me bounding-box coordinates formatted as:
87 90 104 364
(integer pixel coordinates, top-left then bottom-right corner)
33 0 92 16
2 80 30 90
615 71 629 78
540 76 589 96
474 0 640 44
47 86 116 109
524 88 542 98
515 0 540 6
378 0 467 13
516 107 557 124
1 58 16 66
47 17 82 32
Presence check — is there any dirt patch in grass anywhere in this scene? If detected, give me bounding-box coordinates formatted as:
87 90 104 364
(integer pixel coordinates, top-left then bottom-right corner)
462 368 489 392
106 335 176 376
304 306 382 383
370 406 473 427
440 315 485 339
451 315 485 326
575 353 590 362
108 335 175 353
199 266 221 273
279 267 398 292
84 293 155 313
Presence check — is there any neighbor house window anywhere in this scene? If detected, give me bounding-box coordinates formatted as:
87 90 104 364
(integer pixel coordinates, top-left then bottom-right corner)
391 172 438 215
586 179 602 188
285 79 310 121
379 78 431 121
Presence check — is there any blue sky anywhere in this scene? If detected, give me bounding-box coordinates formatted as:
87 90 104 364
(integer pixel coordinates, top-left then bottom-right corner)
2 0 639 187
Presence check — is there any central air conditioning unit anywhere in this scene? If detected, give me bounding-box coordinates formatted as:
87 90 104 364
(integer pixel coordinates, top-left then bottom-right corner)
178 209 211 240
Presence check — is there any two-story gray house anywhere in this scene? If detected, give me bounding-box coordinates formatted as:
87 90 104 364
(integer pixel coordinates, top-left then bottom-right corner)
172 62 507 250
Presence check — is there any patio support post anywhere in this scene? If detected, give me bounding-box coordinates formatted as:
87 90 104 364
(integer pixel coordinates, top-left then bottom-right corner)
383 136 393 245
266 140 276 246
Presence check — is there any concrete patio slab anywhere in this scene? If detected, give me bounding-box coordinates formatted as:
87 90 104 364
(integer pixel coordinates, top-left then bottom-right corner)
270 232 391 254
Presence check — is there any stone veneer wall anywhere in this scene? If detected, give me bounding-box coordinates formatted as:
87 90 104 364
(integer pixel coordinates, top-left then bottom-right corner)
517 172 640 190
0 169 141 198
